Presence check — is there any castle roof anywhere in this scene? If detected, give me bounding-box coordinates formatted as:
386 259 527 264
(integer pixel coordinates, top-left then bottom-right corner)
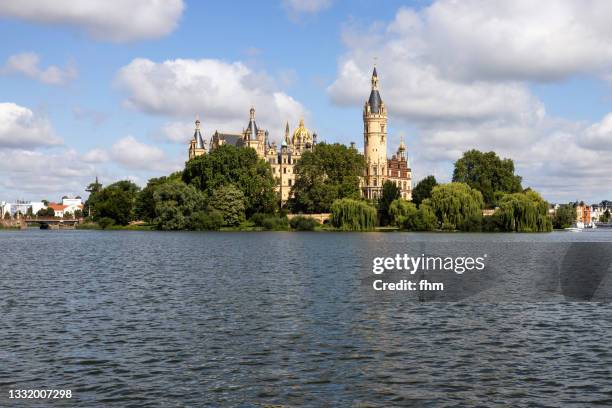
367 66 382 113
368 90 382 114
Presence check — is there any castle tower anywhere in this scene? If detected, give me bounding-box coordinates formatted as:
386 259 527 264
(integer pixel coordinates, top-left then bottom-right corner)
363 66 387 199
243 107 266 157
188 117 206 160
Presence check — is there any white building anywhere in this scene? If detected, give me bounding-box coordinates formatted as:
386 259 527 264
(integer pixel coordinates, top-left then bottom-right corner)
0 201 46 218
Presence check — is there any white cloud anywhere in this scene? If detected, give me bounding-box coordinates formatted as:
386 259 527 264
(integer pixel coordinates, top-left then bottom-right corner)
82 148 110 163
110 136 164 169
160 121 196 144
282 0 332 15
328 1 612 203
116 58 308 142
329 59 545 124
0 0 184 42
580 113 612 151
0 149 96 200
1 52 77 85
0 103 62 148
389 1 612 82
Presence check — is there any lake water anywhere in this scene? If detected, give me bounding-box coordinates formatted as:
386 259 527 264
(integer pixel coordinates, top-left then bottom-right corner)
1 229 612 407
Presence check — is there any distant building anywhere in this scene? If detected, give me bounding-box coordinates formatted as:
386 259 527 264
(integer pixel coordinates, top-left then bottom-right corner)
48 197 84 218
1 201 45 218
575 202 591 225
591 200 612 223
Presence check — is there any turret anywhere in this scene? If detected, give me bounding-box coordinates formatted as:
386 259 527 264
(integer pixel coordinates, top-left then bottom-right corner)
188 116 206 160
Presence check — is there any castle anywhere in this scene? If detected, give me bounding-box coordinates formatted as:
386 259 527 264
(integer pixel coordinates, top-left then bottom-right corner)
188 67 411 202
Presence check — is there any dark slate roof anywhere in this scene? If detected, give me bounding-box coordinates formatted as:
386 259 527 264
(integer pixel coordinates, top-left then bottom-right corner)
217 133 244 147
246 118 258 138
368 89 382 113
373 66 378 77
194 129 204 148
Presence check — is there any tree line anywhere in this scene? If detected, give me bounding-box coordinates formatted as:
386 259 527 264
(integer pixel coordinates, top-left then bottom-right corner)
84 144 553 232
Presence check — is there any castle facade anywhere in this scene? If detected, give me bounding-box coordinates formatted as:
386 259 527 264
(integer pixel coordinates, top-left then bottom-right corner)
188 107 315 202
188 66 411 202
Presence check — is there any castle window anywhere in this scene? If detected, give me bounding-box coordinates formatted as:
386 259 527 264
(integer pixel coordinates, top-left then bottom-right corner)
288 179 292 186
283 168 287 174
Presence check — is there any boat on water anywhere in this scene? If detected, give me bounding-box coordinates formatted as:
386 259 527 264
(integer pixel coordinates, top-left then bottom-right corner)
565 221 598 231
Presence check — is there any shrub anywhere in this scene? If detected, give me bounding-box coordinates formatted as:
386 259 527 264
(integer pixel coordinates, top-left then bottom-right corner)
97 217 115 229
482 213 504 232
330 198 377 231
261 216 289 231
289 216 319 231
190 210 223 231
389 199 417 227
250 213 267 227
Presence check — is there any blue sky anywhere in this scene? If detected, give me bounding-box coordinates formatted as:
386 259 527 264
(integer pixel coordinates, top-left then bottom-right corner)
1 0 611 203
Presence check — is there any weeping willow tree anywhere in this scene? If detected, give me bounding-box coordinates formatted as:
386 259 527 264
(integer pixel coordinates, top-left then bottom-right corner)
497 190 552 232
330 198 377 231
427 182 484 231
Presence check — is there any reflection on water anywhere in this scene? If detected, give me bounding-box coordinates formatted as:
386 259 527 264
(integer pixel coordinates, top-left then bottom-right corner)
1 230 612 406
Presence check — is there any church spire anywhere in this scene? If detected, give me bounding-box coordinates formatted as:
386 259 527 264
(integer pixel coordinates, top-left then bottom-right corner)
371 65 379 90
284 121 290 145
367 65 382 114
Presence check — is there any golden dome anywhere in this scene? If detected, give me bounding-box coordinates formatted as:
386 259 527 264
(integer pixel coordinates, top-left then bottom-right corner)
292 118 312 146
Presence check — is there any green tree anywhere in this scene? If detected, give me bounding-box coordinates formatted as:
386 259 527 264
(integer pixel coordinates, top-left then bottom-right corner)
190 210 224 231
553 204 576 229
289 216 318 231
453 150 522 207
599 209 610 223
135 172 182 222
378 180 401 226
390 199 437 231
411 205 437 231
37 207 55 217
208 184 246 227
94 180 140 225
85 177 103 217
97 217 115 229
330 198 377 231
152 181 207 230
427 182 484 231
497 190 552 232
389 199 417 227
412 175 437 207
289 143 366 213
183 145 276 216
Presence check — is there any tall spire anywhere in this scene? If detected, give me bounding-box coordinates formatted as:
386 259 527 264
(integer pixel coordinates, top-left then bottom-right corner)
367 65 382 113
194 116 204 149
371 65 379 90
284 121 290 145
